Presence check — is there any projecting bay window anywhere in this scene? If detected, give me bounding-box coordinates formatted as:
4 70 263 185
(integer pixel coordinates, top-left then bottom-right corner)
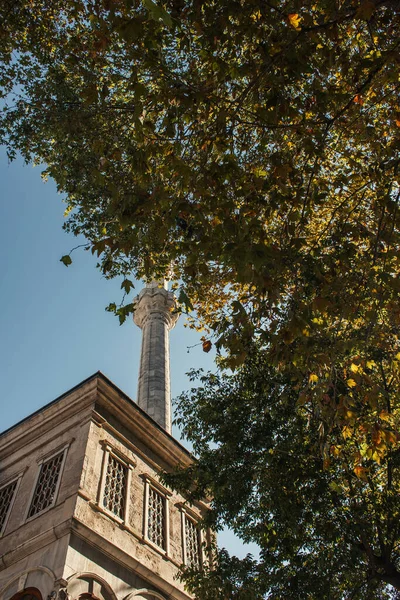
142 475 171 555
0 475 21 536
180 507 203 568
26 446 68 521
98 444 133 524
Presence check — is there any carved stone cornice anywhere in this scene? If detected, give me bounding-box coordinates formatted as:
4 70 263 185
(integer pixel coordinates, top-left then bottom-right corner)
133 284 179 331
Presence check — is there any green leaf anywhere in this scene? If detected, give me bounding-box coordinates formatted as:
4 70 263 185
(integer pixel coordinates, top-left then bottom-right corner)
329 482 342 494
178 289 194 312
121 278 134 294
142 0 172 27
91 239 107 257
60 255 72 267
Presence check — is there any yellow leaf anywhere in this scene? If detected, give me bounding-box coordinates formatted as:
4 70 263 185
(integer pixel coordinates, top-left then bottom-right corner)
347 378 357 388
350 363 359 373
312 317 324 325
288 13 302 30
342 425 353 440
309 373 318 383
395 352 400 361
331 444 341 457
251 10 262 21
254 167 267 177
371 450 382 464
366 360 376 369
379 410 391 422
354 465 368 480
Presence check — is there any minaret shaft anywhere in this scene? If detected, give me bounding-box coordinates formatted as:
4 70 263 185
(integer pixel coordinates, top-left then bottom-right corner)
134 282 178 432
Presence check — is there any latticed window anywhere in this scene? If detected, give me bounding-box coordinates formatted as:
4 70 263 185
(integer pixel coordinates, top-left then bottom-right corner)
185 516 201 568
0 479 18 534
147 486 166 549
102 454 127 519
27 451 64 518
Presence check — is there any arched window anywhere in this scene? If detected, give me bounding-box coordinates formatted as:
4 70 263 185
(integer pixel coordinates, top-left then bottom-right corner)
66 573 116 600
9 588 43 600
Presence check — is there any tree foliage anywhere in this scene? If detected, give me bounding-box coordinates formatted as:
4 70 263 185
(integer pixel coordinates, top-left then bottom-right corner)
169 350 400 599
2 0 400 596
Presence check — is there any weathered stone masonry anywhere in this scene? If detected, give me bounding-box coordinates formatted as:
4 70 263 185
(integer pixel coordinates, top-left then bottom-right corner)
134 281 179 433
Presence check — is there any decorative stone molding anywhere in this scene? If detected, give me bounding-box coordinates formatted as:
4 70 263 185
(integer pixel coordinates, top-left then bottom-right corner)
133 282 179 331
66 573 117 600
0 567 56 600
46 582 69 600
133 281 179 433
0 523 71 570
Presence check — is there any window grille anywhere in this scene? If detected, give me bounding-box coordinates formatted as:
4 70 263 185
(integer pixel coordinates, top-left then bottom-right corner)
147 486 166 549
27 451 64 518
0 479 18 533
102 454 127 519
185 516 201 568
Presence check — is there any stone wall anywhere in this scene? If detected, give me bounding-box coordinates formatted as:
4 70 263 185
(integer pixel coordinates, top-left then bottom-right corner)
0 374 206 600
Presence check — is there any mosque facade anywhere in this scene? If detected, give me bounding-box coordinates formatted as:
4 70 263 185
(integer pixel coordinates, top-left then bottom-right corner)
0 282 207 600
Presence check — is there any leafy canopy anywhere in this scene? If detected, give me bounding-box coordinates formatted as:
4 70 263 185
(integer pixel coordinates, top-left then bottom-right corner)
168 349 400 598
2 0 400 597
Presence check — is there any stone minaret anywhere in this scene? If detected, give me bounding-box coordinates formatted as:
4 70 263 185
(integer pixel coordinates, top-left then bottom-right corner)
133 280 179 433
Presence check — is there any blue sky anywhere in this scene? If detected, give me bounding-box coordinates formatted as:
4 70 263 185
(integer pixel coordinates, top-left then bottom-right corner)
0 150 257 559
0 149 214 431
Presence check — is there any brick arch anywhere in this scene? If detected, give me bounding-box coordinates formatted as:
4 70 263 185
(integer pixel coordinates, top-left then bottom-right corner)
125 590 167 600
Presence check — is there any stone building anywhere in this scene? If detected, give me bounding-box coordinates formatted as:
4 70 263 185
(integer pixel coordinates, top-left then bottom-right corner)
0 282 207 600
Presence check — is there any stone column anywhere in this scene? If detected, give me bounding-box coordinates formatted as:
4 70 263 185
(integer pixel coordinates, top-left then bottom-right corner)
133 281 179 433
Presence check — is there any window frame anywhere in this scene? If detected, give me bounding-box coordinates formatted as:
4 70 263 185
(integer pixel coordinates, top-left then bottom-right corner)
24 443 69 523
141 474 171 556
97 443 134 525
0 471 24 536
180 506 204 568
